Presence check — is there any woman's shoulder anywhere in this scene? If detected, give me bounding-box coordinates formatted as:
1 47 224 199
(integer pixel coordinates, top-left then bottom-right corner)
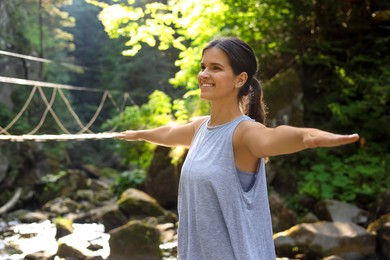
238 117 265 129
189 115 209 131
235 118 266 139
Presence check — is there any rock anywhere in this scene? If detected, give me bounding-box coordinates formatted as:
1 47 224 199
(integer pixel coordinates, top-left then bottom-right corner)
73 189 95 202
24 250 55 260
117 188 166 218
274 221 376 259
269 191 297 232
145 146 182 208
109 219 161 260
5 209 49 223
156 223 176 243
101 204 128 232
367 213 390 260
57 242 88 259
263 68 303 126
314 199 370 225
300 212 319 224
42 197 80 215
35 169 89 205
54 217 74 239
377 222 390 260
322 256 345 260
376 189 390 217
57 240 106 259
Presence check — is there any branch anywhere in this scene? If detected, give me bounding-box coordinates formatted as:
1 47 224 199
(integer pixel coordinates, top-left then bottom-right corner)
0 187 22 215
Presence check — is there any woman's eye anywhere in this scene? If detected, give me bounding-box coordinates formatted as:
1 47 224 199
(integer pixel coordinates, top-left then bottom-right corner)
213 66 221 71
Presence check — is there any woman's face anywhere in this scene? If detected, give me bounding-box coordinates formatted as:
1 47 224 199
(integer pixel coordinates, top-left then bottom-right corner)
198 47 241 102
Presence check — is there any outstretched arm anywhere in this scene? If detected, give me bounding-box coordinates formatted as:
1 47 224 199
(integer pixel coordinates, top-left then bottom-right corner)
240 122 359 158
114 117 207 147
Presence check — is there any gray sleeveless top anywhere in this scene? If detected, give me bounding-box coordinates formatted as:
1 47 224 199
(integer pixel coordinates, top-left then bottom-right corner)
178 115 276 260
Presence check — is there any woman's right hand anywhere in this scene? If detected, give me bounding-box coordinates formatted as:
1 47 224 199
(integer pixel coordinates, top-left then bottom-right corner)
114 130 138 141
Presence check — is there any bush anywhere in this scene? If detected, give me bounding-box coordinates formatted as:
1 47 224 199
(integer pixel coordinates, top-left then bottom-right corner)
112 169 147 196
298 149 388 209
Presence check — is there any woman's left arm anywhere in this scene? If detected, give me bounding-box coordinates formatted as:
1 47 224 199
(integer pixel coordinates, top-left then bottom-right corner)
242 122 360 158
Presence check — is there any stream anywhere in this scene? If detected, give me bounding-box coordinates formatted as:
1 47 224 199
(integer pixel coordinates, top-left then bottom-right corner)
0 220 177 259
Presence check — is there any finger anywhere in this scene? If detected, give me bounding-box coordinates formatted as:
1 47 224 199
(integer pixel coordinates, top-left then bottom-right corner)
337 133 360 145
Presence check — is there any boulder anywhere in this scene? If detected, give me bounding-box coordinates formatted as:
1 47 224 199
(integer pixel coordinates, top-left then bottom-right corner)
263 68 303 127
145 146 182 208
109 219 161 260
117 188 166 218
57 242 89 259
54 217 74 239
376 222 390 260
314 199 370 225
269 191 297 232
300 212 319 224
42 197 80 215
376 189 390 217
4 209 48 223
101 204 128 232
274 221 376 259
367 213 390 259
24 251 56 260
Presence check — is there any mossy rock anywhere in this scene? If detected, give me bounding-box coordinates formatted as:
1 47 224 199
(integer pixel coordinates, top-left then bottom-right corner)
109 220 161 260
117 188 166 218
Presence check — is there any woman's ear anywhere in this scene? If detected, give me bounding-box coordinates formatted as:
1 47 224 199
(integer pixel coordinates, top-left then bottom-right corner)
235 72 248 88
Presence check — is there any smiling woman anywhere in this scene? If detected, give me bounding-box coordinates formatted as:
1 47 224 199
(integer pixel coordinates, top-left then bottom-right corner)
114 37 359 260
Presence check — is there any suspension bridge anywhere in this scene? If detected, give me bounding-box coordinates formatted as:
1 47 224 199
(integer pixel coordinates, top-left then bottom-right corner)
0 75 133 142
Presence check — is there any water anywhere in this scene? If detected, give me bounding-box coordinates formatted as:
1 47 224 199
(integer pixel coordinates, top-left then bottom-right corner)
0 220 109 259
0 220 178 259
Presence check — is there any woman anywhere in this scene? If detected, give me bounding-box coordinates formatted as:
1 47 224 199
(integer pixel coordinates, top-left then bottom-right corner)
115 37 359 259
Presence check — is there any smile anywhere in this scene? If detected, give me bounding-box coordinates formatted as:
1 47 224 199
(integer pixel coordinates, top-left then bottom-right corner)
200 83 214 88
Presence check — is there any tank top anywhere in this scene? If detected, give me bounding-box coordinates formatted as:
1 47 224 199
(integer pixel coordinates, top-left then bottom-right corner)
178 115 276 260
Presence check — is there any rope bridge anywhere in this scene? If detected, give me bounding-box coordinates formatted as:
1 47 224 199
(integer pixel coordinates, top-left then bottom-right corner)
0 76 133 142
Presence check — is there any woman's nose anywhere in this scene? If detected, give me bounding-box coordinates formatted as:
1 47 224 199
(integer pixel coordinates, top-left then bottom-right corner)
199 70 210 79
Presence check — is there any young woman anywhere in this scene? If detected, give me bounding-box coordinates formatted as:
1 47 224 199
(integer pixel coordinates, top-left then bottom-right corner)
115 37 359 259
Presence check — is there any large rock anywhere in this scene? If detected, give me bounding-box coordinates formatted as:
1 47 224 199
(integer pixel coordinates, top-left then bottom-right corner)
377 222 390 260
263 68 303 127
367 213 390 259
269 191 297 233
314 199 370 225
376 189 390 217
117 188 166 218
109 220 161 260
145 146 183 208
35 169 89 205
274 221 376 259
100 204 128 232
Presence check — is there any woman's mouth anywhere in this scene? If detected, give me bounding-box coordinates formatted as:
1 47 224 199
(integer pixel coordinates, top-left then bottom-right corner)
200 83 214 88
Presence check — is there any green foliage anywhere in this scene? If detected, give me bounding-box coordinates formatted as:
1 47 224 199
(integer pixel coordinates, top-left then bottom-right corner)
91 0 295 121
298 149 388 208
112 168 147 196
41 171 67 194
104 90 175 168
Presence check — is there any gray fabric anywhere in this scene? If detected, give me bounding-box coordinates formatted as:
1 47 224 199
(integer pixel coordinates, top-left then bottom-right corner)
178 115 276 260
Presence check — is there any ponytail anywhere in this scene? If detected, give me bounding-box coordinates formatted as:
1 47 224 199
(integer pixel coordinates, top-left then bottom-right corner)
240 77 267 125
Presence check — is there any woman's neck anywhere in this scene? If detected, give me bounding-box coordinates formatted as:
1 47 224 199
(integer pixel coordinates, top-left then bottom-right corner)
208 103 242 127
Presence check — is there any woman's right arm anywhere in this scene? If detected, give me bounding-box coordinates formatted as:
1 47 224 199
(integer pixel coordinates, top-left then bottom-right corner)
114 117 207 148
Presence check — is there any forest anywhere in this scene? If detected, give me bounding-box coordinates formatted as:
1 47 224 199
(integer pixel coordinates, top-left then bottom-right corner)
0 0 389 259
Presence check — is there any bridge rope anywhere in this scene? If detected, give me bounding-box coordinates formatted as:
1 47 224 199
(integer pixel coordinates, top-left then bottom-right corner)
0 76 134 141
